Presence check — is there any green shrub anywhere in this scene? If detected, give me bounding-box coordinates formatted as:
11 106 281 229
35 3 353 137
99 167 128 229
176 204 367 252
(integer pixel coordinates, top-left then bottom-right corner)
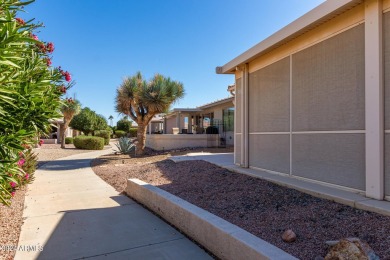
115 130 126 138
129 128 138 137
116 118 132 133
73 136 104 150
65 137 73 144
94 130 110 145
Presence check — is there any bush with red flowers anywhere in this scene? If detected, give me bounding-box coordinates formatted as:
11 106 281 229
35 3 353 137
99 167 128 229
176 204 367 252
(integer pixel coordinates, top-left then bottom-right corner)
0 0 75 205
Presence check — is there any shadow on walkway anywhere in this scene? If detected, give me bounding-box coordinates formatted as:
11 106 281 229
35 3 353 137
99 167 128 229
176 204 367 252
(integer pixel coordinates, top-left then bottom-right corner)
39 159 93 171
36 197 209 260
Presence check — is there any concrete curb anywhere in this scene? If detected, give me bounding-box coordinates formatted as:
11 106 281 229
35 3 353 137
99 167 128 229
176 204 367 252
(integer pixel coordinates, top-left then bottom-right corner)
126 178 297 260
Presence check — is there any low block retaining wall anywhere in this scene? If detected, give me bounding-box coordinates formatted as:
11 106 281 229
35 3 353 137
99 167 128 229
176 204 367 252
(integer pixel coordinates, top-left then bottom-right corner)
41 138 57 144
145 134 219 150
126 178 297 260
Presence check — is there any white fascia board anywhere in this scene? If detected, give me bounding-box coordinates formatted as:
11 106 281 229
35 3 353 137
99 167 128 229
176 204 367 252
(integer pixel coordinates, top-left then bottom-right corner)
172 108 202 113
216 0 362 74
198 97 234 109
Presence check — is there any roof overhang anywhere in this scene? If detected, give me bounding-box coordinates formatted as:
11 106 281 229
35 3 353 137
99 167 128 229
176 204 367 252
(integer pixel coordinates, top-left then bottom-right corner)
172 108 202 113
198 96 234 109
216 0 363 74
165 108 202 118
151 119 164 123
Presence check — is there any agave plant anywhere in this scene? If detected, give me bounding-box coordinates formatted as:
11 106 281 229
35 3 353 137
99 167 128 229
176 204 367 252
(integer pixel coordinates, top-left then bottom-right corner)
115 137 135 154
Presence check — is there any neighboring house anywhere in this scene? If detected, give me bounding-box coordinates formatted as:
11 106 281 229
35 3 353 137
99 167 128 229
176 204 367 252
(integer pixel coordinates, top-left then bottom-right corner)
216 0 389 201
46 119 79 143
147 113 164 134
164 96 234 142
146 96 234 150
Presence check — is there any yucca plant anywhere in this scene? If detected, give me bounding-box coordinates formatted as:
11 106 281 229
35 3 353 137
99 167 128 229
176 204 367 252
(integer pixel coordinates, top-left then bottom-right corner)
115 137 135 154
115 72 184 155
59 98 81 148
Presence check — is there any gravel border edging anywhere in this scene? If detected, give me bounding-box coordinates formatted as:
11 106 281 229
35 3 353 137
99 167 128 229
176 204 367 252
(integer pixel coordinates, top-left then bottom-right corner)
126 178 298 260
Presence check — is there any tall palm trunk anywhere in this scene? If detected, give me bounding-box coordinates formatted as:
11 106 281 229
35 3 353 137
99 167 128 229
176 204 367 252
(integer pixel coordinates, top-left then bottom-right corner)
136 121 148 156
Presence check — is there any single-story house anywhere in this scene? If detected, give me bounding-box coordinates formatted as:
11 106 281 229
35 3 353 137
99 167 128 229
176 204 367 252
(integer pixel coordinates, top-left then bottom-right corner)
147 113 164 134
216 0 389 201
41 119 79 144
146 96 234 150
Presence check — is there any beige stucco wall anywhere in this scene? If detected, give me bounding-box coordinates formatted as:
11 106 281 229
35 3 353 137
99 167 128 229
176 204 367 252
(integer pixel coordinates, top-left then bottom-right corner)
165 116 176 134
234 2 372 191
146 134 219 150
165 114 185 134
248 3 365 74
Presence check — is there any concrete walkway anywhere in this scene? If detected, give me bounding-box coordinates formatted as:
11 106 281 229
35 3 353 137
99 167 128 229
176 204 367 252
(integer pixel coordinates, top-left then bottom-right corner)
170 152 390 217
16 146 212 260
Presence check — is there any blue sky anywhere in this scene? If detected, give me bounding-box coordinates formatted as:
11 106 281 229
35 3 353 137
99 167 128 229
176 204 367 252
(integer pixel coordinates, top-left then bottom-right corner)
21 0 325 124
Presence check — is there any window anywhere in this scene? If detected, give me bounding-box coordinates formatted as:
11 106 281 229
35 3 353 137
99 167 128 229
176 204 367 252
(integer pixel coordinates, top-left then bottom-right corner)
223 107 234 132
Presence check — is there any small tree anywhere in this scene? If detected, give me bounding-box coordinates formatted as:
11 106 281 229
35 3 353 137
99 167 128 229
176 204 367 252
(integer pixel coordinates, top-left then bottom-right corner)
69 107 96 135
95 114 108 132
59 98 81 148
69 107 108 135
116 118 132 133
115 72 184 155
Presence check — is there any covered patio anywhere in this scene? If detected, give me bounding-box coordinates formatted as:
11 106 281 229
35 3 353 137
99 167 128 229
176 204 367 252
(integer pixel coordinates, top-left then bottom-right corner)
146 96 234 150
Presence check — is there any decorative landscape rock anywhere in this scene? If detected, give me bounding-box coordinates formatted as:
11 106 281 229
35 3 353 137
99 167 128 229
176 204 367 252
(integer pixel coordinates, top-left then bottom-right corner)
282 229 296 243
324 238 379 260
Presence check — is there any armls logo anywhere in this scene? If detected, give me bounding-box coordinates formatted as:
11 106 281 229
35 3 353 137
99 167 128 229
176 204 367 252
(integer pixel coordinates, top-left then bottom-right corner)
0 244 44 252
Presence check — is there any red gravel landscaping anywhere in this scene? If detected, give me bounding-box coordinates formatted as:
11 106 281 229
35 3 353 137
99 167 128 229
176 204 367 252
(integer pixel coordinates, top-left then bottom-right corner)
92 153 390 260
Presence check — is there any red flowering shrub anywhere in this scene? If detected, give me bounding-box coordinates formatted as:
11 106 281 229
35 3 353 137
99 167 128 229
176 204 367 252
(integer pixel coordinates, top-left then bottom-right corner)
15 17 25 25
0 0 75 205
46 42 54 53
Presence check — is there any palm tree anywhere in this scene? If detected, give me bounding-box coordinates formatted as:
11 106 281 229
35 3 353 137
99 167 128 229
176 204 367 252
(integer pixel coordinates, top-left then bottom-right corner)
108 115 114 126
115 72 184 155
59 98 81 148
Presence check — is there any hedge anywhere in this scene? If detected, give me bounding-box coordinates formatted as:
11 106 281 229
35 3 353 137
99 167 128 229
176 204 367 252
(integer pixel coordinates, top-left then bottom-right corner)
73 136 104 150
65 137 73 144
94 130 110 145
129 128 138 137
115 130 126 138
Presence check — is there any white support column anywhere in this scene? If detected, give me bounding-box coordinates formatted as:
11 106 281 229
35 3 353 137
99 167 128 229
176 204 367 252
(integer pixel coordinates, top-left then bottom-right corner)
177 112 181 133
239 64 249 168
188 115 193 134
243 63 249 168
148 122 152 135
234 82 237 164
240 69 245 166
365 0 384 200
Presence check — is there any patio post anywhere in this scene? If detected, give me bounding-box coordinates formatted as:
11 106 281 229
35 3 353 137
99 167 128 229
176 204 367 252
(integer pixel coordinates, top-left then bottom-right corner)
188 114 192 133
176 112 181 133
365 0 384 200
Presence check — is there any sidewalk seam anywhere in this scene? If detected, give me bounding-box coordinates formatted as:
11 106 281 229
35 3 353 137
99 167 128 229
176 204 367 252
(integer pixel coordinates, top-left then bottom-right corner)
71 237 186 260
